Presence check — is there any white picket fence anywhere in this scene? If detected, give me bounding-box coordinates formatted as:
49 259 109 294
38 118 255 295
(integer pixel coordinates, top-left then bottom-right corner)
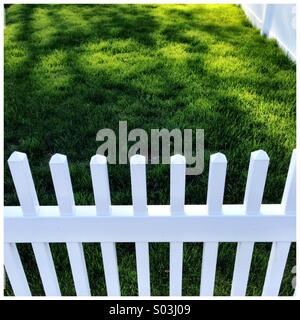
241 4 296 61
4 149 296 296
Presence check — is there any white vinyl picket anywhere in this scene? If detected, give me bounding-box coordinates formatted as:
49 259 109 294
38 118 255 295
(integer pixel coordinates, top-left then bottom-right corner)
200 242 218 296
231 150 270 296
261 150 296 296
170 154 186 215
49 154 75 216
101 242 121 296
169 242 184 296
130 155 148 215
200 153 226 296
65 242 90 296
231 242 254 296
50 154 90 296
4 149 296 297
90 155 111 216
169 155 185 296
282 149 296 215
262 242 291 296
7 151 39 216
90 155 121 296
206 153 227 215
130 155 151 296
4 243 31 296
32 243 61 296
243 150 269 214
135 242 150 296
8 151 60 296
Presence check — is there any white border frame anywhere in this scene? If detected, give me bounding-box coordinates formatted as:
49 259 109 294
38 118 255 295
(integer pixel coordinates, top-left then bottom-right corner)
0 0 298 300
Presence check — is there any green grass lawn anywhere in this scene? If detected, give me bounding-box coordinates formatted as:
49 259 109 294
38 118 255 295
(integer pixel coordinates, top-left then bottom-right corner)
4 4 296 296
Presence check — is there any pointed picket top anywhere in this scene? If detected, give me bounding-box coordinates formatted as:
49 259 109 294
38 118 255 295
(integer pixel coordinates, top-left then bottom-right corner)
90 154 107 165
130 154 148 216
170 154 186 215
50 153 67 164
130 154 146 165
8 151 27 162
250 149 270 161
49 153 75 216
8 151 39 216
90 154 111 216
210 152 227 164
207 152 227 215
244 149 270 214
170 154 186 165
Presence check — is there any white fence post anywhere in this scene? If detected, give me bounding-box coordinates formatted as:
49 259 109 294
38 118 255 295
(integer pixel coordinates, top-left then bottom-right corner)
8 151 60 296
4 243 31 296
49 154 75 216
169 154 186 296
200 242 218 296
90 155 111 216
8 151 39 216
130 155 150 296
261 4 274 36
244 150 269 214
207 152 227 215
231 150 269 296
50 154 90 296
200 153 227 296
262 242 291 296
231 242 254 296
100 243 121 296
281 149 296 215
130 154 148 216
170 154 186 215
90 154 121 296
262 150 296 296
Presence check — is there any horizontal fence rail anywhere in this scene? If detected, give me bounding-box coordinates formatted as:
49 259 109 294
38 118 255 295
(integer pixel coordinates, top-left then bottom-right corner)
4 149 296 297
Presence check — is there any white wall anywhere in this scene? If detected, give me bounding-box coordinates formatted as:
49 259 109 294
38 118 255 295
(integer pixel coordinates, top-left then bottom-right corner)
241 4 296 62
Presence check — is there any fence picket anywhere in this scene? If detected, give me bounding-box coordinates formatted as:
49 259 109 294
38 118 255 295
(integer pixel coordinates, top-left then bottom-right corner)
4 243 31 296
49 154 75 216
244 150 269 214
262 242 291 296
200 242 218 296
281 149 296 215
261 151 295 296
101 242 121 296
90 155 111 216
8 151 60 296
231 150 270 296
207 153 227 215
32 243 61 296
50 154 90 296
169 242 184 296
199 153 226 296
130 155 148 216
130 155 150 296
90 154 121 295
231 242 254 296
170 154 186 215
8 151 39 216
135 242 150 296
66 243 90 295
169 155 186 296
